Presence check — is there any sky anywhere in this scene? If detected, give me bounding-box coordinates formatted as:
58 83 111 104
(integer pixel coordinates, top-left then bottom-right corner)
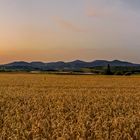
0 0 140 64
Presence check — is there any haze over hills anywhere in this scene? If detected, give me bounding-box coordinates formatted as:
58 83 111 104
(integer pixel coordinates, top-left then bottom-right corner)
0 60 140 71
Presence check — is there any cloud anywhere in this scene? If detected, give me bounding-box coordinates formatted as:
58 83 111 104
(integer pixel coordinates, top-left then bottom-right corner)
52 16 87 32
84 0 112 18
85 7 107 18
86 7 99 17
121 0 140 9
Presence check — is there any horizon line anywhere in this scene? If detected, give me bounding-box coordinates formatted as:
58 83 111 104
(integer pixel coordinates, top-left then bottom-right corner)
0 59 139 65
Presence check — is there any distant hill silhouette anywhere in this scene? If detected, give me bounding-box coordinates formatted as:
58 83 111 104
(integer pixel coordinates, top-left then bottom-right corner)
0 60 140 71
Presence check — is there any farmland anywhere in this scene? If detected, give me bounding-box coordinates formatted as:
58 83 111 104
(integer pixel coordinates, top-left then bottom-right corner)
0 74 140 140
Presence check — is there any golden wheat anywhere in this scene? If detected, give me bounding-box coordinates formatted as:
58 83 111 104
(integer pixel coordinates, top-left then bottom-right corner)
0 74 140 140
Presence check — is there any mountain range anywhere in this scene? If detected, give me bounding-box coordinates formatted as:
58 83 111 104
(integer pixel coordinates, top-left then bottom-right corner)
0 60 140 71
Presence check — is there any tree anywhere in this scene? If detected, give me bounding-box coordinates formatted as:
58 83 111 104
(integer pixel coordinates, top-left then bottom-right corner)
114 71 123 75
105 64 113 75
124 72 132 76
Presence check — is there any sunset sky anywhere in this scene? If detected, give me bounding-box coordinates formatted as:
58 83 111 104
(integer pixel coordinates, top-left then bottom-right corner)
0 0 140 64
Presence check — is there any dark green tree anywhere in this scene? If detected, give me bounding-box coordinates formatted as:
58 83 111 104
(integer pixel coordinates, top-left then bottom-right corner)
105 64 113 75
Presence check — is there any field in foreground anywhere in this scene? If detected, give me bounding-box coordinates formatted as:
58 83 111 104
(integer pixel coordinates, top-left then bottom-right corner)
0 74 140 140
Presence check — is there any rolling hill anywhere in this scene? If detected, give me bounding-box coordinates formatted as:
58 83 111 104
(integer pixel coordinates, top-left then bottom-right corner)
0 60 140 72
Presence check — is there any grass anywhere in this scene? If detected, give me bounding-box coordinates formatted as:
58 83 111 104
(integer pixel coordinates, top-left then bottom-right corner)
0 74 140 140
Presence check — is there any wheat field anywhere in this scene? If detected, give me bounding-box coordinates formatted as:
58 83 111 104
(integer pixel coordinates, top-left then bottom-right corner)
0 74 140 140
